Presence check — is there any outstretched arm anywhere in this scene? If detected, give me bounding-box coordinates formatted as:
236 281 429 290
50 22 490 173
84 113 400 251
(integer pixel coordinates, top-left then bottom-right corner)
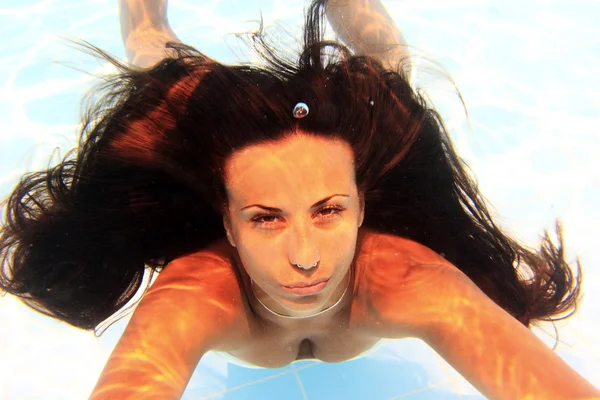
89 251 245 399
325 0 411 78
363 258 600 399
425 270 600 400
118 0 182 68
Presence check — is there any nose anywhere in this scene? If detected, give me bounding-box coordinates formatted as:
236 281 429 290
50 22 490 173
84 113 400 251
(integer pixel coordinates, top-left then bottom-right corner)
288 222 319 269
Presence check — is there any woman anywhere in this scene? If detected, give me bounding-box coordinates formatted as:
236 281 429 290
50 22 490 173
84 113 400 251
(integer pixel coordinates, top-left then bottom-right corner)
0 0 598 398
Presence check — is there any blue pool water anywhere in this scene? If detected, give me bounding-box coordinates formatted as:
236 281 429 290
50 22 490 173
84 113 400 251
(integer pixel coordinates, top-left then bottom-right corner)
1 1 599 399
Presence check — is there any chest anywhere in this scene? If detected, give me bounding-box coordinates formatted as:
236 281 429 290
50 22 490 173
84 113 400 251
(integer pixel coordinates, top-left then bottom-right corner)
223 312 381 368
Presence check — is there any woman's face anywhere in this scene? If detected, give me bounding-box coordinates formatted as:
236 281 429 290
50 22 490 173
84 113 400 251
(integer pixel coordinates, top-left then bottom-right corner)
222 133 365 317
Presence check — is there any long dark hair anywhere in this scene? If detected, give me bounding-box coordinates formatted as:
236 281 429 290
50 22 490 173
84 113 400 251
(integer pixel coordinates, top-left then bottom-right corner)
0 0 580 339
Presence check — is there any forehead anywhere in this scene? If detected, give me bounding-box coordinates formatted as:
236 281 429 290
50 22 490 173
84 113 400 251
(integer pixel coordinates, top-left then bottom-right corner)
224 135 356 201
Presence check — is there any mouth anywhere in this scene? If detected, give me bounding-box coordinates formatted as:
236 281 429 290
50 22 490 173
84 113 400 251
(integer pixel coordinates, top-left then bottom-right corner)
284 278 329 288
283 279 329 295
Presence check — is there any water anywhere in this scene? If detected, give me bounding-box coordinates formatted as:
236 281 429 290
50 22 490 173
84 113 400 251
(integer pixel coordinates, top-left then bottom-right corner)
1 0 598 399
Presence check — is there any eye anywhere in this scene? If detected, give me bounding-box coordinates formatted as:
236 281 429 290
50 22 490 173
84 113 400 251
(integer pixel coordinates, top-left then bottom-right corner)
251 205 344 227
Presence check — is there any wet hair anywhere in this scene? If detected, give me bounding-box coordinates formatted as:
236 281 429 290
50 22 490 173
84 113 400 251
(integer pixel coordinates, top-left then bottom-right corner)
0 0 581 339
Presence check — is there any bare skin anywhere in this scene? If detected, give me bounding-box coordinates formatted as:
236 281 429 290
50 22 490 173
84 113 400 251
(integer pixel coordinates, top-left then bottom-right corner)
118 0 410 75
88 2 600 399
325 0 411 78
90 133 600 399
118 0 183 67
89 219 600 399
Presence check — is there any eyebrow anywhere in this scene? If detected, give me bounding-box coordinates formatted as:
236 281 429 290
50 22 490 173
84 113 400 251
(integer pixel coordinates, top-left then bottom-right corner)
240 194 349 212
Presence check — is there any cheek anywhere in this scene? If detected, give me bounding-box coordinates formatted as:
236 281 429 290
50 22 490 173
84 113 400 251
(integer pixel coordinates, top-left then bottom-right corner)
321 227 359 263
336 232 360 263
235 240 276 278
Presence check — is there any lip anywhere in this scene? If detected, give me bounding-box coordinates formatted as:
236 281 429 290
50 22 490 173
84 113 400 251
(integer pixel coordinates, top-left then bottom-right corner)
283 279 329 295
285 278 329 288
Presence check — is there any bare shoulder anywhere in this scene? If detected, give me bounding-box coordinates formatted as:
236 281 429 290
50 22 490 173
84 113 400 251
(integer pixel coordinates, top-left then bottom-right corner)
358 228 457 274
90 239 247 398
353 229 476 337
358 229 476 296
144 238 252 351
